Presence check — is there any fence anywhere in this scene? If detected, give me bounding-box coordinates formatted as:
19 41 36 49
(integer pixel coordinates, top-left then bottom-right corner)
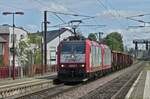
29 64 57 76
0 64 57 79
0 67 19 79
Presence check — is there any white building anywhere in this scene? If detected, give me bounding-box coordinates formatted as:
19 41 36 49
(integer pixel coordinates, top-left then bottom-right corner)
9 26 28 66
46 28 73 66
0 25 28 66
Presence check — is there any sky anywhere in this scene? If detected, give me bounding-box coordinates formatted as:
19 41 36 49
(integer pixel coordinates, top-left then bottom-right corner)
0 0 150 49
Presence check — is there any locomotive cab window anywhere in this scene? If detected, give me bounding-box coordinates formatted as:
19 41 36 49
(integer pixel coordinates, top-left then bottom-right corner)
60 41 86 63
61 42 85 54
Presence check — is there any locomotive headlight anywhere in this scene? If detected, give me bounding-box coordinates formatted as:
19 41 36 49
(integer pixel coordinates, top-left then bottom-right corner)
61 64 64 67
81 64 85 67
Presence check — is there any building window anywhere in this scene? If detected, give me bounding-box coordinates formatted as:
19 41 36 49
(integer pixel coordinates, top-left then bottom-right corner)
50 47 56 65
0 43 3 65
20 35 24 39
0 43 3 55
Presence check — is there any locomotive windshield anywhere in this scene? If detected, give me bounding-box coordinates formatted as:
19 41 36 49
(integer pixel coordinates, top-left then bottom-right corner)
61 42 85 54
60 41 86 63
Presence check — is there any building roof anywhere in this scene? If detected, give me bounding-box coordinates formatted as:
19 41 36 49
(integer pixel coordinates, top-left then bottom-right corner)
46 28 73 43
0 24 28 34
0 36 7 43
0 25 9 34
30 28 73 43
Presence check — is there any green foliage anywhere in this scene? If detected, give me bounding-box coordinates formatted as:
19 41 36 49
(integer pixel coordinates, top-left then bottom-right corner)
88 33 97 41
28 34 42 64
0 55 3 66
34 49 41 64
18 38 30 66
128 48 134 54
104 32 124 51
19 39 28 53
18 33 42 65
28 34 41 44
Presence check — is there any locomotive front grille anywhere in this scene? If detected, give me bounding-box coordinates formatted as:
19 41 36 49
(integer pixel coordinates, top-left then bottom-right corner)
58 68 86 78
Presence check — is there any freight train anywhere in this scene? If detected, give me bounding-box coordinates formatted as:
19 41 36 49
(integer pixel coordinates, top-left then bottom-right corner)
57 37 133 82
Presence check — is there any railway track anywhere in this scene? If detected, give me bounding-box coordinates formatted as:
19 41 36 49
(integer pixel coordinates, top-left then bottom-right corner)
17 83 81 99
0 74 56 99
80 61 146 99
17 61 144 99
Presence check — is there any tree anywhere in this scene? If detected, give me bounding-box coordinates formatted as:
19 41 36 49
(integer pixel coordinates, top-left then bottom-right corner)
104 32 124 51
28 34 42 64
128 48 134 54
28 34 41 47
17 33 42 66
17 37 30 67
88 33 97 41
34 49 41 64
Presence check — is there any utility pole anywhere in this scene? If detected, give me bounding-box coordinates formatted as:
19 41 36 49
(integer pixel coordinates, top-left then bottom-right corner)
2 11 24 80
41 22 44 75
98 32 104 42
95 32 103 42
44 11 47 73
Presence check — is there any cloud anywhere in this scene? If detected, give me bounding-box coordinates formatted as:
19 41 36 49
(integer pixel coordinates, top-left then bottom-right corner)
25 24 38 32
0 0 68 12
0 3 24 12
28 0 68 12
127 26 150 33
39 2 68 12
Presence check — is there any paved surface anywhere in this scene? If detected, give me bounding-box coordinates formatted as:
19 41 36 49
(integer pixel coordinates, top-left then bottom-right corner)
0 72 56 86
125 61 150 99
143 71 150 99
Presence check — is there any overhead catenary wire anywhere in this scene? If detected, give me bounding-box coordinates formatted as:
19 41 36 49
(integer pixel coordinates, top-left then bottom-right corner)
32 0 107 30
96 0 118 18
128 13 150 18
96 0 150 31
96 0 126 28
32 0 93 18
105 0 150 25
104 0 121 18
100 0 136 23
2 0 150 25
53 13 66 24
47 11 93 18
71 1 118 21
128 26 147 28
3 0 136 32
97 0 150 28
126 17 150 25
49 23 106 28
4 0 105 28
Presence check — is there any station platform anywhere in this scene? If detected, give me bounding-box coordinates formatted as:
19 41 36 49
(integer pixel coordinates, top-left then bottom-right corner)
125 62 150 99
0 72 56 86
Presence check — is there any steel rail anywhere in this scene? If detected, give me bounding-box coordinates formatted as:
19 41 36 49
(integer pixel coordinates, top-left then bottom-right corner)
111 62 145 99
0 79 54 98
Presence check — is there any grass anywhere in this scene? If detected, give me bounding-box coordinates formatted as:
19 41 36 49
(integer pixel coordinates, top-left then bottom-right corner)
145 62 150 70
146 65 150 70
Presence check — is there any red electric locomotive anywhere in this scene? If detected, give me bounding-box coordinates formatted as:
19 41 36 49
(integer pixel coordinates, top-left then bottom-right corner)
57 39 112 82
